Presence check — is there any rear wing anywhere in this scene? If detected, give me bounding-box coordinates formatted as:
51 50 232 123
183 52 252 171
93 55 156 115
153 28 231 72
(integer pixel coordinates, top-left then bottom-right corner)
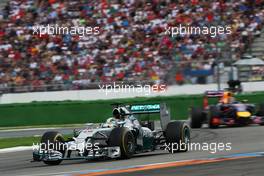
129 103 170 131
205 90 224 98
203 90 224 108
130 104 161 114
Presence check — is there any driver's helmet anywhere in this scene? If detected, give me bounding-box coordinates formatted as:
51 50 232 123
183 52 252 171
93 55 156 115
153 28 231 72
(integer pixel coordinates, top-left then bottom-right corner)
112 108 126 119
221 91 233 104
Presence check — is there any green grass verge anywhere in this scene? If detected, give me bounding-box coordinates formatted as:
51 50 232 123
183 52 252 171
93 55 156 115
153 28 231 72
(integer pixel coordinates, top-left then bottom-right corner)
0 124 84 131
0 134 73 149
0 92 263 127
0 136 40 149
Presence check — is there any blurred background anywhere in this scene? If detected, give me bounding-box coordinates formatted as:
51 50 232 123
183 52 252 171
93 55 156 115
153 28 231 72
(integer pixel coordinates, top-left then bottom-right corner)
0 0 263 93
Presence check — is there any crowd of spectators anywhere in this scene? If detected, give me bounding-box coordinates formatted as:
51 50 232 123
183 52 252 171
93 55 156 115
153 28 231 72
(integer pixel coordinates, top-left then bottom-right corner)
0 0 263 92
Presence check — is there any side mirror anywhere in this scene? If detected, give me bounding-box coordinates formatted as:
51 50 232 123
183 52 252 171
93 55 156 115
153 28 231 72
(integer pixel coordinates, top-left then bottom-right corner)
73 129 80 137
242 99 248 103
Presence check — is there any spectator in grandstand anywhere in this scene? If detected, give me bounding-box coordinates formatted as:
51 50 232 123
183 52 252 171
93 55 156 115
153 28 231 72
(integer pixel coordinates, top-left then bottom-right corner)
0 0 263 92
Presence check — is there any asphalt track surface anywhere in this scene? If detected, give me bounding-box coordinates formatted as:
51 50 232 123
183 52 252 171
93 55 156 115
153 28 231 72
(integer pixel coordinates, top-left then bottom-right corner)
0 125 264 176
107 156 264 176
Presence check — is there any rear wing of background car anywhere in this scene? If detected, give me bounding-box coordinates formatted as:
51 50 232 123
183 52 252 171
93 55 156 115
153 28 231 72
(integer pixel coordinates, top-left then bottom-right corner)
129 103 171 131
203 90 224 109
205 90 224 98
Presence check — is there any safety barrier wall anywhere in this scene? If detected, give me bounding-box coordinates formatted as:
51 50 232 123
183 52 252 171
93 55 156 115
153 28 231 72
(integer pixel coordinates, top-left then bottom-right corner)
0 92 263 127
0 82 263 104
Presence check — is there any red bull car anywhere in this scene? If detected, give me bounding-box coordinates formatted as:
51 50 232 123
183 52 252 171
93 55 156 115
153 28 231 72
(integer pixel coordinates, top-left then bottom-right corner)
190 91 264 128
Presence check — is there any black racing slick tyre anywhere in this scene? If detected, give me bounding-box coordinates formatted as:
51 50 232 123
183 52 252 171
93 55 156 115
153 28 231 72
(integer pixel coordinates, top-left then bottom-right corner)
190 107 204 128
40 131 65 165
165 121 190 153
257 103 264 116
108 127 136 159
257 103 264 126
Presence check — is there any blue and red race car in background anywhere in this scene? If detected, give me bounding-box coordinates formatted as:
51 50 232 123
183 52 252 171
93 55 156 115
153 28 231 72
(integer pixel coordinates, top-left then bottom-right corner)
190 91 264 128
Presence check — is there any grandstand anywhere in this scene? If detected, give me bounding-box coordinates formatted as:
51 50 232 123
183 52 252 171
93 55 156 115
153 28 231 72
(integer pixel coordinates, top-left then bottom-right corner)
0 0 9 8
0 0 263 93
249 28 264 58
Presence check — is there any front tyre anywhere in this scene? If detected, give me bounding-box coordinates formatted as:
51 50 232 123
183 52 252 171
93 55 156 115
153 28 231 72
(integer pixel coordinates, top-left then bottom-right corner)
108 127 136 159
165 121 190 153
190 107 204 128
40 131 65 165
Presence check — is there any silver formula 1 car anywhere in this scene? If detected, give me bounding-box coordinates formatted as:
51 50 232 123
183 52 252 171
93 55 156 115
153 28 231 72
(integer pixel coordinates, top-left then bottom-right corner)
33 103 190 165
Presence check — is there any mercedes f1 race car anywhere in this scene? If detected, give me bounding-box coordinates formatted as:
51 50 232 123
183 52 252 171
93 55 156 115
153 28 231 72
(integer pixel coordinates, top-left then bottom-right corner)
33 103 190 165
190 91 264 129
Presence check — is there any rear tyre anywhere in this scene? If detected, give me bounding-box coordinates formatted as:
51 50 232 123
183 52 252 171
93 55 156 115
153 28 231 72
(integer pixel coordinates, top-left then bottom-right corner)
256 103 264 125
41 131 65 165
190 107 204 128
209 106 220 129
108 127 135 159
165 121 190 153
257 103 264 116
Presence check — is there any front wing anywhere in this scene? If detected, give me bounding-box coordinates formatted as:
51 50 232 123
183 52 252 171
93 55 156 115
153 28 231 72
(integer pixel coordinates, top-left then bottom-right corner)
33 146 121 162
